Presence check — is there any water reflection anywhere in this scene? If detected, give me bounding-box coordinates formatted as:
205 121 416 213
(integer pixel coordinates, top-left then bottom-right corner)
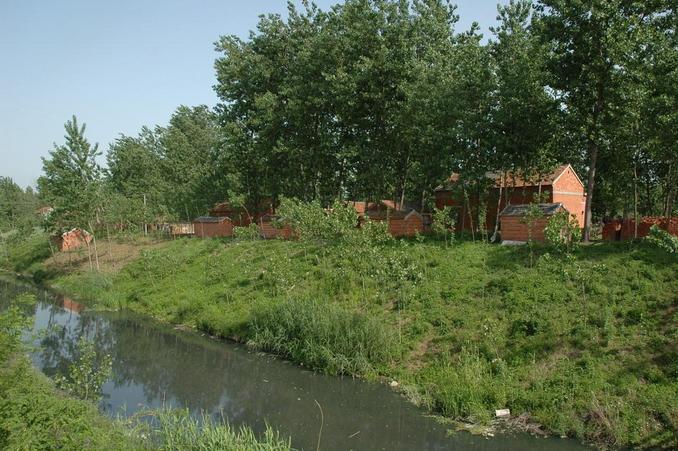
1 277 587 451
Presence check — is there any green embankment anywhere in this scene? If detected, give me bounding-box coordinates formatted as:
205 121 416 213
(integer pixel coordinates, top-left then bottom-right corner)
0 274 293 451
4 233 677 448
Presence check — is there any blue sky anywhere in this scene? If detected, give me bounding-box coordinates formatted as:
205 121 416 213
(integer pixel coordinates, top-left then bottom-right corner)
0 0 506 188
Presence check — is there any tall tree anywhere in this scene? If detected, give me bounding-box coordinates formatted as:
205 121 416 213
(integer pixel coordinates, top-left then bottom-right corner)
38 116 102 231
534 0 670 240
159 105 222 219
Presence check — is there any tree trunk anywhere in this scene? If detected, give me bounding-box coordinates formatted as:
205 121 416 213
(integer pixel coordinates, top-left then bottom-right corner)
88 222 100 272
464 188 475 241
491 171 505 242
633 161 639 239
583 140 599 242
106 223 113 263
85 238 93 271
664 162 674 216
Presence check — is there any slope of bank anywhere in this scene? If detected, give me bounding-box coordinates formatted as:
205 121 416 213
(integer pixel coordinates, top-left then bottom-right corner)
0 277 295 451
4 233 677 448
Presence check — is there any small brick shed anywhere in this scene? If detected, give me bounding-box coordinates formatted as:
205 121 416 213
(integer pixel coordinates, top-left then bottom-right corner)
52 228 92 252
259 214 295 239
499 203 566 243
193 216 233 238
367 209 425 237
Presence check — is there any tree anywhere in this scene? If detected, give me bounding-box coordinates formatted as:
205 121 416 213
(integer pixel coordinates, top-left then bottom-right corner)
0 177 39 233
38 116 102 232
158 105 223 219
534 0 670 240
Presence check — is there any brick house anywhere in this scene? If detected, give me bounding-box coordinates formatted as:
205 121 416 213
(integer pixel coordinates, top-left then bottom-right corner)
193 216 234 238
499 203 566 243
434 164 586 232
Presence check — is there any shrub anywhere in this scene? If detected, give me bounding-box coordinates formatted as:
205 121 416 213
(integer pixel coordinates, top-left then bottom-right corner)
247 299 399 376
234 224 260 240
644 225 678 253
432 206 455 246
55 337 112 402
544 210 581 253
276 198 357 243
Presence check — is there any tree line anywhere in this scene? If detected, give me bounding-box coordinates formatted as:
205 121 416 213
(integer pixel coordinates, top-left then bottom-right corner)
27 0 677 241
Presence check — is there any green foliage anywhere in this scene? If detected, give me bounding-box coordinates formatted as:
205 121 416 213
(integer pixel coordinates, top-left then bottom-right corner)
0 308 31 364
247 299 399 376
38 116 102 232
0 231 52 273
644 225 678 253
276 198 357 244
55 337 112 402
432 206 455 246
544 211 581 253
143 408 292 451
0 177 40 234
35 237 677 448
233 224 260 240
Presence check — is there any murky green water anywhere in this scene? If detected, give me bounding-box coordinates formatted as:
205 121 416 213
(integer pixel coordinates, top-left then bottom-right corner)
1 277 589 450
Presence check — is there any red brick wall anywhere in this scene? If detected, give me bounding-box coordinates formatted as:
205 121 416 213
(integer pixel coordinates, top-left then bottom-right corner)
54 229 93 251
500 216 550 242
193 220 233 238
435 186 554 232
602 217 678 241
259 221 295 239
552 166 585 227
388 215 424 237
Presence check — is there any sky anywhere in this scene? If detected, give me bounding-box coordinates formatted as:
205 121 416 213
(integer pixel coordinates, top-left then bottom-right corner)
0 0 506 188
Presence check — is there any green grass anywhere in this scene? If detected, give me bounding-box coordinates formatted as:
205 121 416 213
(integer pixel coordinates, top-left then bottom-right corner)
0 296 294 451
0 231 52 275
141 408 292 451
18 236 678 448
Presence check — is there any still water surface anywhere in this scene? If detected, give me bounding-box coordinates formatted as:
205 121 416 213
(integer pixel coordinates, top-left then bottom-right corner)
1 277 588 451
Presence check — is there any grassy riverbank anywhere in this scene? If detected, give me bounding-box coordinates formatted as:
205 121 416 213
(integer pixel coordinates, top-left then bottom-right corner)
0 280 293 451
3 232 677 448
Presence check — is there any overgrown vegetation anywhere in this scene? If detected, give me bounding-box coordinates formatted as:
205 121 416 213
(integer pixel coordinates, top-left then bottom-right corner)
142 408 292 451
15 216 673 449
0 282 294 450
645 225 678 254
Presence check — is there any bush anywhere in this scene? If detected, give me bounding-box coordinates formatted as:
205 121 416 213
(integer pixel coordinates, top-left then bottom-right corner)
544 211 581 253
247 299 399 376
55 337 112 402
432 206 455 246
276 198 357 243
234 224 260 240
644 225 678 253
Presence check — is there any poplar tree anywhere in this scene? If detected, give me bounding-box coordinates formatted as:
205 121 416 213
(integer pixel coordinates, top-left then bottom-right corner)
38 116 102 232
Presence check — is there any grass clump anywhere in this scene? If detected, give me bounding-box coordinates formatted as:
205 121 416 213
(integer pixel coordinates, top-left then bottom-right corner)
142 408 292 451
247 299 399 376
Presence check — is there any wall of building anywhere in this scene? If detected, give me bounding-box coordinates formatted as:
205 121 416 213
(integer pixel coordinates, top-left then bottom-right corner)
388 215 424 237
500 216 551 242
193 221 233 238
259 221 295 239
602 217 678 241
435 185 554 233
552 166 586 227
53 229 92 252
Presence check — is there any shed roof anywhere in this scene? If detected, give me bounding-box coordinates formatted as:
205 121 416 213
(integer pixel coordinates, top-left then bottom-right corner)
435 164 574 191
500 203 564 217
366 209 422 221
193 216 230 223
